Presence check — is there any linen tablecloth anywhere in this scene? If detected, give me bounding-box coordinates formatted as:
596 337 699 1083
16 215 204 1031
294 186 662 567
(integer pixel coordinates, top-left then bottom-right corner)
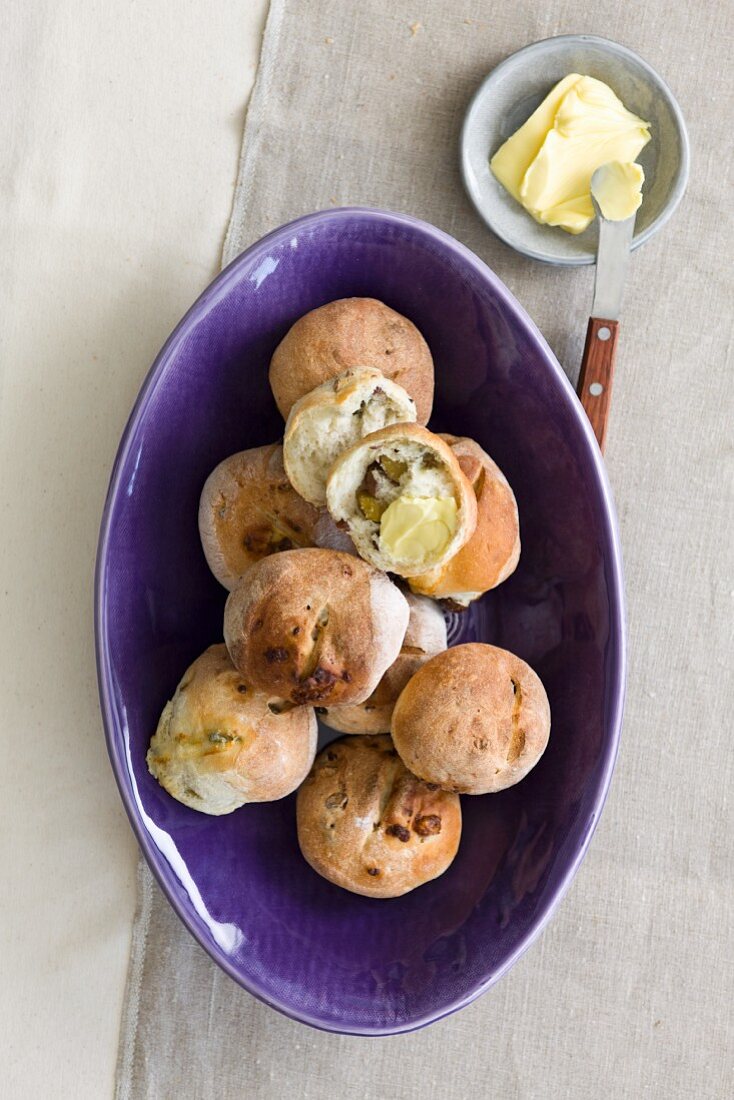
0 3 268 1095
117 2 733 1096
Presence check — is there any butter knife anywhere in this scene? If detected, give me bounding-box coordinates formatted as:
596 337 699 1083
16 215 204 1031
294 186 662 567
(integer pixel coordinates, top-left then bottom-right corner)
576 167 637 453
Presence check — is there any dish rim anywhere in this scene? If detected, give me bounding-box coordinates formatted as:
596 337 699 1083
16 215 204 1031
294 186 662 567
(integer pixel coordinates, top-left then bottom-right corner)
460 33 691 266
94 204 627 1035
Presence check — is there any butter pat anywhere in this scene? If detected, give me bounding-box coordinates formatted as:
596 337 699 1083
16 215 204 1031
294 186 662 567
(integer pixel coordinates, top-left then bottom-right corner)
489 73 581 206
592 160 644 220
491 74 650 234
379 496 457 566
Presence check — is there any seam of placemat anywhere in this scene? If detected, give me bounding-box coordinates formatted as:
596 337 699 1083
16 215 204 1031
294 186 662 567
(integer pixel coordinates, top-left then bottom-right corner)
222 0 285 265
114 3 281 1087
114 858 153 1100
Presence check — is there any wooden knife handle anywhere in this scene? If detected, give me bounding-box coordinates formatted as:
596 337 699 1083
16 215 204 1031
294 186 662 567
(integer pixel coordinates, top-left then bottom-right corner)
577 317 619 453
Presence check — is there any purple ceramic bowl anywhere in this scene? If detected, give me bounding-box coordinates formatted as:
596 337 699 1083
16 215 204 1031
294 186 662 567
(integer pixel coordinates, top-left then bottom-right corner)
96 207 626 1035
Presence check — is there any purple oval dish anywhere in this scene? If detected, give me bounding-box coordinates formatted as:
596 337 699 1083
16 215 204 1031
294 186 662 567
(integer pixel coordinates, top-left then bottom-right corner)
96 207 626 1035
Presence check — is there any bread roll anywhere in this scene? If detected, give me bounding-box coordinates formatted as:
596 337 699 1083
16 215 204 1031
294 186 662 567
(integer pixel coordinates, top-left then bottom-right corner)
146 644 317 815
408 435 520 607
198 443 319 590
296 735 461 897
270 297 434 423
223 548 409 706
392 643 550 795
319 593 447 734
283 367 416 506
325 423 477 577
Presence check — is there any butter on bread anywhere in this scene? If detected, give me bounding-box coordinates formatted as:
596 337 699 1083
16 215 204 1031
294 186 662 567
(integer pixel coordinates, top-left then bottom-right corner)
270 297 434 423
296 735 461 897
146 645 317 815
283 367 417 507
198 443 319 590
223 548 409 707
408 435 520 606
325 423 477 577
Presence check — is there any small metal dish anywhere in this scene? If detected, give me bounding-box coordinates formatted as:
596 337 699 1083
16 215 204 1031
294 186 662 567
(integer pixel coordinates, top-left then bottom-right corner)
460 35 689 265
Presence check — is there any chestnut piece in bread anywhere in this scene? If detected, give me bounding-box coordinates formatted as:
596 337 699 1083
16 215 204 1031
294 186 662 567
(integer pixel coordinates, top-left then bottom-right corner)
325 423 477 577
223 549 409 707
146 645 317 815
408 435 520 607
198 443 320 590
392 643 550 794
296 735 461 898
269 297 434 424
319 593 447 734
283 367 416 507
312 510 358 555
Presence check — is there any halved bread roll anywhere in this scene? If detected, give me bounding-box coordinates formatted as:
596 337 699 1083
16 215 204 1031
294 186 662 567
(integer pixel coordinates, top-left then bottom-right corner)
392 643 550 795
283 367 416 507
296 735 461 898
318 593 447 734
408 435 520 607
269 297 434 423
146 645 317 815
198 443 319 590
223 548 410 706
325 424 477 577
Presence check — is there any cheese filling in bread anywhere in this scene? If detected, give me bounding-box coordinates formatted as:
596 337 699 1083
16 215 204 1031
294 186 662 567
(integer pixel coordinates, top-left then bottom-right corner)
283 367 417 506
325 424 477 577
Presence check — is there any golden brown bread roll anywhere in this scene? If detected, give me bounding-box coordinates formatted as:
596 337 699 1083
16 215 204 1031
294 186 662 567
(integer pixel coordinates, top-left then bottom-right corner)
319 593 447 734
391 643 550 794
269 297 434 424
223 549 409 707
325 423 478 577
198 443 319 590
408 435 520 607
296 735 461 897
146 645 317 815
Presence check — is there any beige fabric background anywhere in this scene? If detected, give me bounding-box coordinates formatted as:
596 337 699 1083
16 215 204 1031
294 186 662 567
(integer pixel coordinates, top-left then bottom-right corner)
0 2 268 1096
117 1 733 1097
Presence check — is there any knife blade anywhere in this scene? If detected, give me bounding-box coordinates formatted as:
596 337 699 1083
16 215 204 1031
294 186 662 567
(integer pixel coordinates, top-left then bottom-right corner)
590 175 636 321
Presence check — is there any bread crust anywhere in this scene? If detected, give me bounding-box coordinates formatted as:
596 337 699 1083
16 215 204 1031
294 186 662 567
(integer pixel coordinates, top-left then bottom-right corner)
223 549 409 706
296 734 461 897
319 593 447 734
198 443 319 590
408 435 520 604
146 645 317 814
392 643 550 794
269 297 434 424
325 423 478 576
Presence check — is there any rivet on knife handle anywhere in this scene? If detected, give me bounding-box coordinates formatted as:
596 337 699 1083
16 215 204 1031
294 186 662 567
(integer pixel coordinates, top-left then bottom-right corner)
577 317 619 453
